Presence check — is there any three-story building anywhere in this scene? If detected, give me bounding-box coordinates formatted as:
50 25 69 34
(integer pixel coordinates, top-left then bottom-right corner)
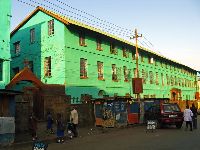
10 7 197 105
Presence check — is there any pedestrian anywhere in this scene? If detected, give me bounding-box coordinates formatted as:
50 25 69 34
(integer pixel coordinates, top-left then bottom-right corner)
46 111 54 134
29 113 37 141
190 103 197 129
56 113 65 143
183 105 193 131
70 106 79 137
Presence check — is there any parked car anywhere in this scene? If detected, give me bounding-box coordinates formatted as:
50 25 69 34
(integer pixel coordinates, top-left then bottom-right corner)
144 103 183 129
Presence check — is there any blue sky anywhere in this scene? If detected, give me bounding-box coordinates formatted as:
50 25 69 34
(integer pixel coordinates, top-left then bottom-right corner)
11 0 200 70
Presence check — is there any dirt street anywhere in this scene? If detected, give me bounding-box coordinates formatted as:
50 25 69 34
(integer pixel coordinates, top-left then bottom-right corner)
11 121 200 150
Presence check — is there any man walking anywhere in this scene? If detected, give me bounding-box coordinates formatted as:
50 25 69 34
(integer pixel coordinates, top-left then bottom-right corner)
183 105 193 131
29 113 37 141
190 103 197 129
70 106 79 137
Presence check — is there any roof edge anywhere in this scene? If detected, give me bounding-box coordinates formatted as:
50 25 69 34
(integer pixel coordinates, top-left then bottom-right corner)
10 7 197 72
10 6 70 37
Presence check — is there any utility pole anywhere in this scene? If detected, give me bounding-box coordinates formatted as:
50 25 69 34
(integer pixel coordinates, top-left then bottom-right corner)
131 29 143 123
134 29 142 78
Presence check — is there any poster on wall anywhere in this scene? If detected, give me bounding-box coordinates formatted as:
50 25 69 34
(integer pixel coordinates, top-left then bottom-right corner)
114 101 127 126
0 117 15 134
102 101 115 127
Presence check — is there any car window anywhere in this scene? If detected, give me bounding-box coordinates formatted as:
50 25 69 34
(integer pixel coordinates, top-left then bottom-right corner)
163 104 180 113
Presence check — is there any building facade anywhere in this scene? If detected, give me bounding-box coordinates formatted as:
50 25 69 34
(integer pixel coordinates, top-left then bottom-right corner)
0 0 17 145
0 0 11 89
10 7 197 104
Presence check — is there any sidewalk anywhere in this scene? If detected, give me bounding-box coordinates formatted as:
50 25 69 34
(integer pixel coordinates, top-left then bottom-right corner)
0 122 141 149
12 122 116 149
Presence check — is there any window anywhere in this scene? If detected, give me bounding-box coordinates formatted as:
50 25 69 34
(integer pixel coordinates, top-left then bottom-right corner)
79 32 86 46
166 64 168 69
80 58 87 78
142 69 146 84
122 47 129 58
97 61 104 80
112 64 117 81
44 56 51 77
133 68 137 78
156 72 159 85
161 62 163 67
166 74 170 85
170 76 174 86
28 61 34 72
175 76 177 86
110 42 117 54
30 28 35 43
48 19 54 35
148 57 154 64
155 60 157 66
132 53 136 60
141 55 144 62
96 38 102 50
14 41 20 55
178 78 181 86
161 73 164 86
0 60 3 81
123 66 128 82
149 71 154 84
182 79 184 87
13 67 19 76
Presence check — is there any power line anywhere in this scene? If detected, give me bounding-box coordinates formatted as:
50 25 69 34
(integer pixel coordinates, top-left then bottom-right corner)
18 0 132 39
16 0 161 57
54 0 133 33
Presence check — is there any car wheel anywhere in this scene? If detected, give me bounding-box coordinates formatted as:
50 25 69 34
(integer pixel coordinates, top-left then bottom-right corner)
176 123 182 129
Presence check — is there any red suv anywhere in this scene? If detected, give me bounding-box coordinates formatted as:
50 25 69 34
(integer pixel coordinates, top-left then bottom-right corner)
144 103 183 128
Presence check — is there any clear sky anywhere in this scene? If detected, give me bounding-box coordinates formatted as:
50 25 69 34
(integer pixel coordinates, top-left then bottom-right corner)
11 0 200 71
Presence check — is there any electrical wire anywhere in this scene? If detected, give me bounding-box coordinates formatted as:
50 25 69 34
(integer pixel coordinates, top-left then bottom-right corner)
15 0 186 71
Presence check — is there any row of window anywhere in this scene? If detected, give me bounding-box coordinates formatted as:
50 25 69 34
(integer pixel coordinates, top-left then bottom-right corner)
12 19 54 55
12 57 50 78
12 19 195 79
80 58 196 88
78 31 194 77
11 56 196 89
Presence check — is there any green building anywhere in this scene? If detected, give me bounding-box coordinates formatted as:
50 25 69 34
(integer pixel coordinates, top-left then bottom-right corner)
10 7 197 104
0 0 11 89
0 0 17 145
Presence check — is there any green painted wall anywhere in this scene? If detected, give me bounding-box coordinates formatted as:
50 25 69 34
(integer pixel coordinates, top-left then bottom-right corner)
64 25 197 103
11 11 65 87
0 0 11 89
10 10 197 103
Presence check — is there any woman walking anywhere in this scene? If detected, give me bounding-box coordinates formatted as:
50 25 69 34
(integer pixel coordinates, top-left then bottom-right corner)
183 105 193 131
46 112 54 134
56 113 65 143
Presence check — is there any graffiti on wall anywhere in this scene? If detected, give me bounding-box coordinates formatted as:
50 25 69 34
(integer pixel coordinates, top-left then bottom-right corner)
102 102 115 127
